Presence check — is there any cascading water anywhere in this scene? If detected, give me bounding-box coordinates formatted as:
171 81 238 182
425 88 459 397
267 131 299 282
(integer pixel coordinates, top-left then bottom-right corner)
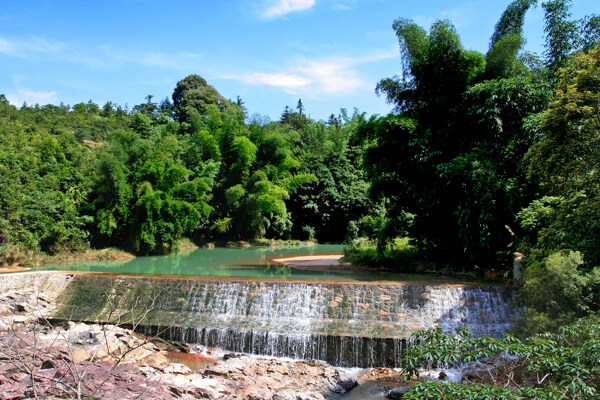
55 275 517 368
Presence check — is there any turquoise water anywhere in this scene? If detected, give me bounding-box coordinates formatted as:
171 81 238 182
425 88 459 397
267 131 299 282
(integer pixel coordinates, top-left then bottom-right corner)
40 244 343 278
38 244 478 283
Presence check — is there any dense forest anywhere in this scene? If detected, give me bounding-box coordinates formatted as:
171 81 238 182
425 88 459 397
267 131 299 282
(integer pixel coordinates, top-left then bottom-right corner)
1 0 600 330
0 77 373 260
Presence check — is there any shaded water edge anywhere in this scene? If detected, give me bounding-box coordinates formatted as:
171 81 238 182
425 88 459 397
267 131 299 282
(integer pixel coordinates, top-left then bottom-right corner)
45 274 518 368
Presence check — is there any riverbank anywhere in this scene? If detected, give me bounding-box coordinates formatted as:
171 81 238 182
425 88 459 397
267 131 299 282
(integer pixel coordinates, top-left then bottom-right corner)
0 246 136 271
1 239 321 271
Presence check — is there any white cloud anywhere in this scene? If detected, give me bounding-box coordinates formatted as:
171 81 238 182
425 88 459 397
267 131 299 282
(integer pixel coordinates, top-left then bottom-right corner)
297 59 362 94
223 49 397 97
0 35 64 57
0 38 13 54
0 35 205 72
235 73 311 93
261 0 315 19
5 90 58 106
331 0 357 11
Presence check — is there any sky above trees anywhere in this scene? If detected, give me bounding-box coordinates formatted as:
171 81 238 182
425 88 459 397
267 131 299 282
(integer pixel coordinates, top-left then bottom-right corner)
0 0 597 120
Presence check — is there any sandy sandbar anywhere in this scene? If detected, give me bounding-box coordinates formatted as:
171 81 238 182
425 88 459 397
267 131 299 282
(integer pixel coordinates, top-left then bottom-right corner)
271 254 349 270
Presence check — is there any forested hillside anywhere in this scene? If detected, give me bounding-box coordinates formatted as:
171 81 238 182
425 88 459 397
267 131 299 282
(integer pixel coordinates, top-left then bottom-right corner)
1 0 600 324
0 79 374 265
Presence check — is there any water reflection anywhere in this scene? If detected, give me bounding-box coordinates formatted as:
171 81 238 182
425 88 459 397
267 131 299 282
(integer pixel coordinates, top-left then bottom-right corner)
39 244 483 284
40 245 344 278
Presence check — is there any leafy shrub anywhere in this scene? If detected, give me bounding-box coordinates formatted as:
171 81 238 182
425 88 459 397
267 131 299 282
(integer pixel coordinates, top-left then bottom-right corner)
402 317 600 399
343 237 433 272
513 251 600 336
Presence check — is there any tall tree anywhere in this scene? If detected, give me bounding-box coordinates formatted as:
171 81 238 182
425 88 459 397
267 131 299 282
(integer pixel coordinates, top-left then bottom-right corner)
523 43 600 264
543 0 578 73
172 74 230 121
489 0 537 49
365 12 550 267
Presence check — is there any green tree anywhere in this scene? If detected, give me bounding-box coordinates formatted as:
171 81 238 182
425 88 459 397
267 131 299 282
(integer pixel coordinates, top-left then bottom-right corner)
512 251 600 336
489 0 537 49
543 0 578 73
524 43 600 264
0 98 95 262
91 127 213 254
366 14 549 266
172 74 230 121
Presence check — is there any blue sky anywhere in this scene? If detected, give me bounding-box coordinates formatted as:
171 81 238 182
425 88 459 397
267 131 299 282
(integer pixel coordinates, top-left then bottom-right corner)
0 0 597 121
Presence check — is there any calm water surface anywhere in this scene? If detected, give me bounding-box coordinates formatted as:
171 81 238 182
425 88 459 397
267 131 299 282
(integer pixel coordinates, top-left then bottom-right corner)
39 245 480 283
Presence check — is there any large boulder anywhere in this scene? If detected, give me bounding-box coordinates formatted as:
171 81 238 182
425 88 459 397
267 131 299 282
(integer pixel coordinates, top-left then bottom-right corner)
386 386 412 399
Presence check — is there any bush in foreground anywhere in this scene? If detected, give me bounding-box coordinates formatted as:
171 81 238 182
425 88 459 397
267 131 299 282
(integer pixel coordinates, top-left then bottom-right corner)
402 317 600 399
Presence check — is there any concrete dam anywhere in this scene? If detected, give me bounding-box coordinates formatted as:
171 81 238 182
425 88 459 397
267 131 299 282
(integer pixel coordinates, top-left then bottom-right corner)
1 272 518 368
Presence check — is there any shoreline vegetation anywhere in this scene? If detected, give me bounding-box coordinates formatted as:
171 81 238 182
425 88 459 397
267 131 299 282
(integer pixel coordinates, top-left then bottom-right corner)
342 238 508 281
0 238 320 271
0 246 136 272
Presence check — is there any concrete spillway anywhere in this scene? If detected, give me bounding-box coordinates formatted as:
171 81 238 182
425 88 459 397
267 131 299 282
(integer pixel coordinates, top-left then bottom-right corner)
1 272 518 367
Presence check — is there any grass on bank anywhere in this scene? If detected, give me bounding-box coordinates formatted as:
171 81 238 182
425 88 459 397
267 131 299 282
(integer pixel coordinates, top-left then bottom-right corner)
0 244 135 269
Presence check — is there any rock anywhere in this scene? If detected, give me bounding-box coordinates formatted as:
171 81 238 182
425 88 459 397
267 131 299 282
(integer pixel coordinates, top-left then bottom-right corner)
0 304 12 316
72 348 93 362
273 390 299 400
121 345 155 364
138 366 159 378
144 351 170 368
162 363 192 375
223 352 242 361
191 387 217 398
247 388 274 400
11 315 30 324
202 364 232 377
332 372 358 394
41 359 62 369
267 364 289 375
70 330 99 345
2 291 18 300
9 372 27 382
386 386 412 399
274 390 325 400
0 321 9 332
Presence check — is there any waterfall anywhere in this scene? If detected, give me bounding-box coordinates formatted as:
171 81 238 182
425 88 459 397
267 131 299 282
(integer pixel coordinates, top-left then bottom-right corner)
55 276 518 367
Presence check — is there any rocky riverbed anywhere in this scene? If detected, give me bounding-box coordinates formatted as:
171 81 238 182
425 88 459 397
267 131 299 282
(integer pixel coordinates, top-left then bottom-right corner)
0 286 422 399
